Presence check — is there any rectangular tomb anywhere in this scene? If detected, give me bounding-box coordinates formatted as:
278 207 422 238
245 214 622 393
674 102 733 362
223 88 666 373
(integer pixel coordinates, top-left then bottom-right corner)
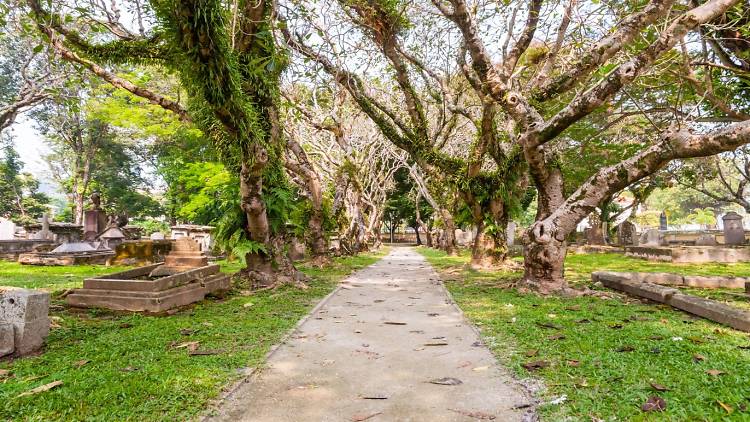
66 264 230 313
625 246 750 263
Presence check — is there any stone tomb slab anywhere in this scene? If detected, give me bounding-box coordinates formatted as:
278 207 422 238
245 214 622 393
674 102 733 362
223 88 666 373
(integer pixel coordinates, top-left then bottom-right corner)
66 264 230 313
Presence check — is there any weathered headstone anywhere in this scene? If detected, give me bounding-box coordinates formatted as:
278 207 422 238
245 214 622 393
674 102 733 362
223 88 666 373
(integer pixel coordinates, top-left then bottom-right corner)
32 214 53 240
640 229 663 247
0 287 50 357
0 218 15 240
506 222 516 247
585 214 605 245
98 225 126 249
150 232 165 240
659 211 668 231
617 221 637 246
695 233 718 246
83 193 108 241
289 238 306 261
723 212 745 245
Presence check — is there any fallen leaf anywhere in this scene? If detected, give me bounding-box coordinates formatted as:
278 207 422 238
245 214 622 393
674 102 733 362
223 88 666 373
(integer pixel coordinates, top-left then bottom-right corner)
73 360 90 368
548 333 566 341
717 401 733 414
524 349 539 357
449 408 496 419
693 354 706 362
174 341 200 352
565 305 581 311
16 381 63 398
615 345 635 352
649 335 664 341
119 323 132 329
429 377 463 385
179 328 196 336
706 369 726 377
641 396 667 412
650 382 670 392
351 411 382 421
522 360 549 371
536 322 561 330
567 360 580 367
576 319 591 324
575 379 589 387
361 395 388 400
424 342 448 346
189 349 222 356
0 369 11 378
688 336 705 344
610 324 623 330
383 321 407 325
472 366 489 372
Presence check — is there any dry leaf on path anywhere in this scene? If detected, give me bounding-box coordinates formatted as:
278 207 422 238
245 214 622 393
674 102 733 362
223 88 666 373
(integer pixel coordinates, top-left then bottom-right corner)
351 411 382 421
429 377 463 385
449 408 496 419
16 381 63 398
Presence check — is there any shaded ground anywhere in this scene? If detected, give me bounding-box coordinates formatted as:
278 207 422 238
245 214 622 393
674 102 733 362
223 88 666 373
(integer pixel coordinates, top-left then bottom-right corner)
0 252 384 421
420 247 750 420
209 247 532 422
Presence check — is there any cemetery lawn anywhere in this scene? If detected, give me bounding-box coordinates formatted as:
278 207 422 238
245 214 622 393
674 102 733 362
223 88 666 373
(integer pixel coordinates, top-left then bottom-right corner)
0 250 387 421
419 247 750 421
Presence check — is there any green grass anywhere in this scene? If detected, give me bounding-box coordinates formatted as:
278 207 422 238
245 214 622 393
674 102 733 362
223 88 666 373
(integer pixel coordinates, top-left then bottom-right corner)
418 247 750 421
0 249 387 421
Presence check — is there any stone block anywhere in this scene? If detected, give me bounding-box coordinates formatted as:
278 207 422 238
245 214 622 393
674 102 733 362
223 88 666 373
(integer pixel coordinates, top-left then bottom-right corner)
668 293 750 332
0 287 50 356
631 272 684 286
683 275 748 289
596 272 678 303
0 322 13 357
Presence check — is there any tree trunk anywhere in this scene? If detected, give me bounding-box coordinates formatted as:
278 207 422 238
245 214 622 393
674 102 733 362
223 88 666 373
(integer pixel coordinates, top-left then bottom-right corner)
470 218 508 268
440 208 457 255
522 233 567 294
413 225 422 245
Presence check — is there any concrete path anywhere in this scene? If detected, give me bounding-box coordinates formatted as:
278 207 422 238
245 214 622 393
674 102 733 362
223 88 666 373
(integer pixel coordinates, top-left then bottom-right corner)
210 247 532 421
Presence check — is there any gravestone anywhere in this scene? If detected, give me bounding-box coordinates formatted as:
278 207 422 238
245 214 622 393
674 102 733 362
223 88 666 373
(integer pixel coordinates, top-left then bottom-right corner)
150 232 165 240
695 233 718 246
659 211 668 230
723 212 745 245
506 221 516 247
32 214 53 240
0 287 50 357
585 214 605 245
289 238 306 261
640 229 663 247
617 221 636 246
0 218 15 240
83 193 108 241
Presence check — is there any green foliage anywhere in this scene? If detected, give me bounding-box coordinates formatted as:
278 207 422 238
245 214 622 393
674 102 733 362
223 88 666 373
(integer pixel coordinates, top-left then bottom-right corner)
129 218 170 236
0 138 50 224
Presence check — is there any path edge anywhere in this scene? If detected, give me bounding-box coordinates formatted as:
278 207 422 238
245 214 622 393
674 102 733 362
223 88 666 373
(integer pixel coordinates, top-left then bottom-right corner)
198 254 388 421
418 248 541 420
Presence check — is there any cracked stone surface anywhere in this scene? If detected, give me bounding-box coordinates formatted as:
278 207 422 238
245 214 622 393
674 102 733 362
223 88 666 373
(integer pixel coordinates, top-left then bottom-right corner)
209 247 531 421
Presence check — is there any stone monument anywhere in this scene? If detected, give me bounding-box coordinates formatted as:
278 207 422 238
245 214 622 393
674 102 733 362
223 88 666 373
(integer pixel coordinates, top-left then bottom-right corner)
0 287 50 357
617 221 636 246
149 237 208 277
695 233 718 246
585 214 605 245
83 193 108 241
0 218 15 240
640 228 664 247
506 221 516 247
32 214 53 240
659 211 668 230
723 212 745 245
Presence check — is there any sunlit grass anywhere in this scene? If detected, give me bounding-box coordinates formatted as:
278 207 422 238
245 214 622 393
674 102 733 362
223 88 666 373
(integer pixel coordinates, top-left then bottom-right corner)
0 248 388 421
418 247 750 421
